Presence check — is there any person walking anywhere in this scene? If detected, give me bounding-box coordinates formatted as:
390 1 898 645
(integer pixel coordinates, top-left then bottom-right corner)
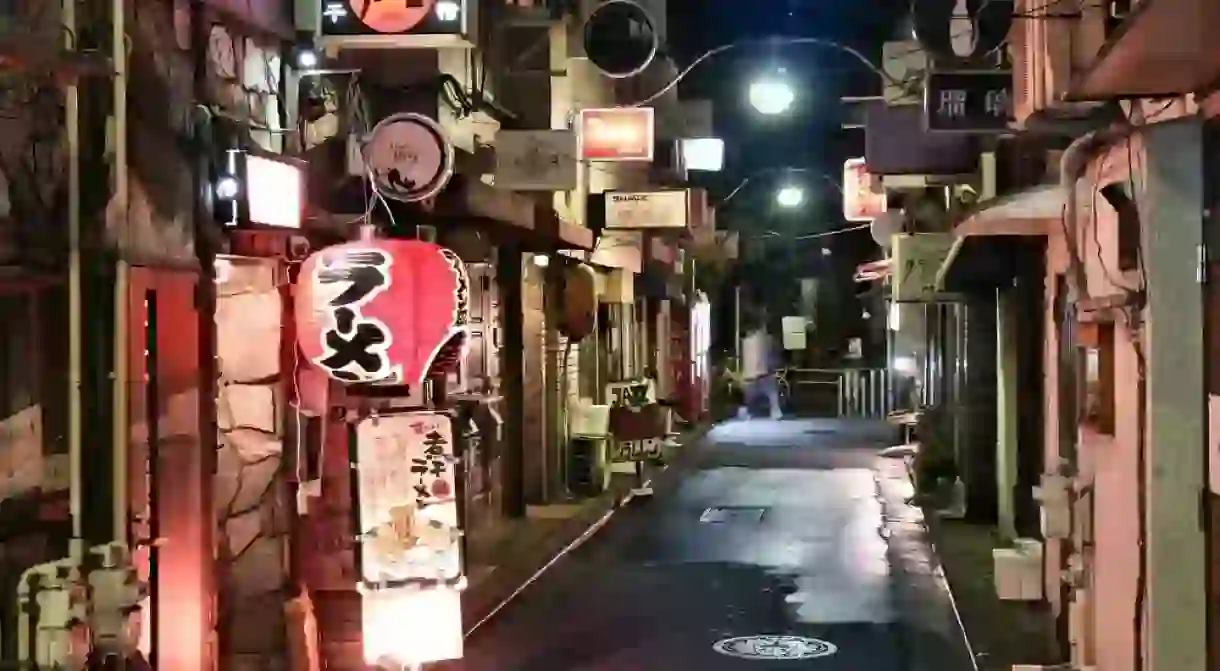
737 324 783 420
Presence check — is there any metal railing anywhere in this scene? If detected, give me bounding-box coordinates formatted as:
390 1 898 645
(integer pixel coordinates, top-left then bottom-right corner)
780 367 894 419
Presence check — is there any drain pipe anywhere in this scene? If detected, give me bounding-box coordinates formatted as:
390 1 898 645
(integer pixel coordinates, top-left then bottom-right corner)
1058 123 1132 304
110 0 131 545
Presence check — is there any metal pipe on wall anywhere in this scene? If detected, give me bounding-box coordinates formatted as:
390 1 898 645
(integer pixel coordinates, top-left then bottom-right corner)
111 0 131 544
63 0 83 558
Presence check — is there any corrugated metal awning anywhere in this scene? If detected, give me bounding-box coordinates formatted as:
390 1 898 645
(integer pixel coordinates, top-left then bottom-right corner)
935 184 1060 290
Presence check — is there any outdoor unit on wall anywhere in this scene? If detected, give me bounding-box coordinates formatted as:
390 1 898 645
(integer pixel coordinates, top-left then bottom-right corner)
301 0 478 51
993 538 1044 601
1011 0 1108 128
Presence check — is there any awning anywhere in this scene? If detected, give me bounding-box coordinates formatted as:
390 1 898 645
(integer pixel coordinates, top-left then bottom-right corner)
953 184 1062 236
854 258 891 283
1065 0 1219 101
935 185 1059 290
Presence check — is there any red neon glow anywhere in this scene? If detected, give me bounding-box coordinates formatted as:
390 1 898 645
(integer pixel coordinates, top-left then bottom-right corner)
295 239 470 389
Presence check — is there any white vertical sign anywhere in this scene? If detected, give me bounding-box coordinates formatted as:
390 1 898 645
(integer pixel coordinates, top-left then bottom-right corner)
356 412 463 585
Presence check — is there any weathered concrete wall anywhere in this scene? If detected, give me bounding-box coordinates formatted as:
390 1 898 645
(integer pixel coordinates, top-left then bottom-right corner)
215 258 290 670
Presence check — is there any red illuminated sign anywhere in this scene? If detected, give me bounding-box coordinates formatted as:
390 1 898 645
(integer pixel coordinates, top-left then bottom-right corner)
347 0 435 33
578 107 655 162
295 239 470 390
843 158 887 222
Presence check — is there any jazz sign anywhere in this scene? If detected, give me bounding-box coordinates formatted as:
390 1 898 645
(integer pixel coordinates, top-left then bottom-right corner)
605 378 666 462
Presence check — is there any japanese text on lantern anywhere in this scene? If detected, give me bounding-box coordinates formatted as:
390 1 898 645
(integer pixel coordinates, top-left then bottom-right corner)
314 248 403 384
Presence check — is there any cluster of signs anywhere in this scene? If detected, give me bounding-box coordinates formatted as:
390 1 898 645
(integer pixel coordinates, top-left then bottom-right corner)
912 0 1017 134
292 236 472 666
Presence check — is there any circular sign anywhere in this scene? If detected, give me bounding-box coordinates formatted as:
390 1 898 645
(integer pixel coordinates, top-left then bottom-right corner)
364 113 454 203
712 635 838 660
911 0 1014 64
348 0 435 34
582 0 658 79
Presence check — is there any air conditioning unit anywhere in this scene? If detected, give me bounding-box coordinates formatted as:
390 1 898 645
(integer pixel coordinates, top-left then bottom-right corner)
1011 0 1108 128
993 538 1044 601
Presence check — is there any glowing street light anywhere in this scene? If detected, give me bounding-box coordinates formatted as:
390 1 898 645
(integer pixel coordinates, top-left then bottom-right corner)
748 79 795 115
776 185 805 208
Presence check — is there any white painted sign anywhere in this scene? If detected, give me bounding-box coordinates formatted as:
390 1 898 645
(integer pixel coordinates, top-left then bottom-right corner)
712 635 838 660
847 337 864 359
355 412 463 586
612 437 662 461
364 113 455 203
605 190 689 229
781 316 808 351
891 232 956 302
494 130 578 191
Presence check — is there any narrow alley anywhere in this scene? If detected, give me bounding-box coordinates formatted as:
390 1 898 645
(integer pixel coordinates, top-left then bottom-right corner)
442 419 977 671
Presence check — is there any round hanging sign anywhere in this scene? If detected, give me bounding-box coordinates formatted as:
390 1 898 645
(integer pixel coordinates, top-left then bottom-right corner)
347 0 435 34
363 112 455 203
711 635 838 660
911 0 1014 65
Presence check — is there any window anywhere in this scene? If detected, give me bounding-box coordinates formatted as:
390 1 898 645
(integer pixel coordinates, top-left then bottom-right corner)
1099 182 1140 273
1079 321 1116 435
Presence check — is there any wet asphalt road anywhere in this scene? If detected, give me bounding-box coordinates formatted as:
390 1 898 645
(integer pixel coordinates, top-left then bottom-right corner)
442 418 976 671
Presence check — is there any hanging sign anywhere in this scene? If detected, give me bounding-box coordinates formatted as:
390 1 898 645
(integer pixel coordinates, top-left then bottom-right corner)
320 0 468 39
363 113 455 203
355 412 463 586
355 411 465 667
605 191 689 229
493 130 578 191
923 70 1014 133
911 0 1014 65
295 239 470 389
578 107 655 162
891 232 957 301
843 158 887 223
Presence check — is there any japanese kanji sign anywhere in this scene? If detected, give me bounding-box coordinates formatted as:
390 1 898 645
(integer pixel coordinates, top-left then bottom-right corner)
355 412 463 586
923 70 1014 133
295 239 470 390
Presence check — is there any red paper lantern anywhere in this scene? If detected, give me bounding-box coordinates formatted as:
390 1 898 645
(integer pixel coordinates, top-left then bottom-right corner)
295 239 470 390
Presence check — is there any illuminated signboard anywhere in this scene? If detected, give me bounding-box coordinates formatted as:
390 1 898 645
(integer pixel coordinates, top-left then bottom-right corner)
320 0 468 43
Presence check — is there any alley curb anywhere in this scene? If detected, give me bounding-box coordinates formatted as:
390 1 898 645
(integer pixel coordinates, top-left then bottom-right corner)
899 456 981 671
463 421 713 637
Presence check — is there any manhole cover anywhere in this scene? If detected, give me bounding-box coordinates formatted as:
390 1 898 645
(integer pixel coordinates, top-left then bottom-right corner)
699 507 767 523
712 635 837 660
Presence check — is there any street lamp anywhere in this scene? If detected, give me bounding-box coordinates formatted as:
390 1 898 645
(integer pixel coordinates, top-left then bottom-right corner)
748 79 795 115
775 185 805 208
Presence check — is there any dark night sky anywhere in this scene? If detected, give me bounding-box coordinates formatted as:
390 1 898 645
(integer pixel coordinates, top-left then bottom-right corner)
664 0 907 350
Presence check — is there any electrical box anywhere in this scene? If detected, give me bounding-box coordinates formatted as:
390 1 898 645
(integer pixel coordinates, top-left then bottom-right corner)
993 538 1043 601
